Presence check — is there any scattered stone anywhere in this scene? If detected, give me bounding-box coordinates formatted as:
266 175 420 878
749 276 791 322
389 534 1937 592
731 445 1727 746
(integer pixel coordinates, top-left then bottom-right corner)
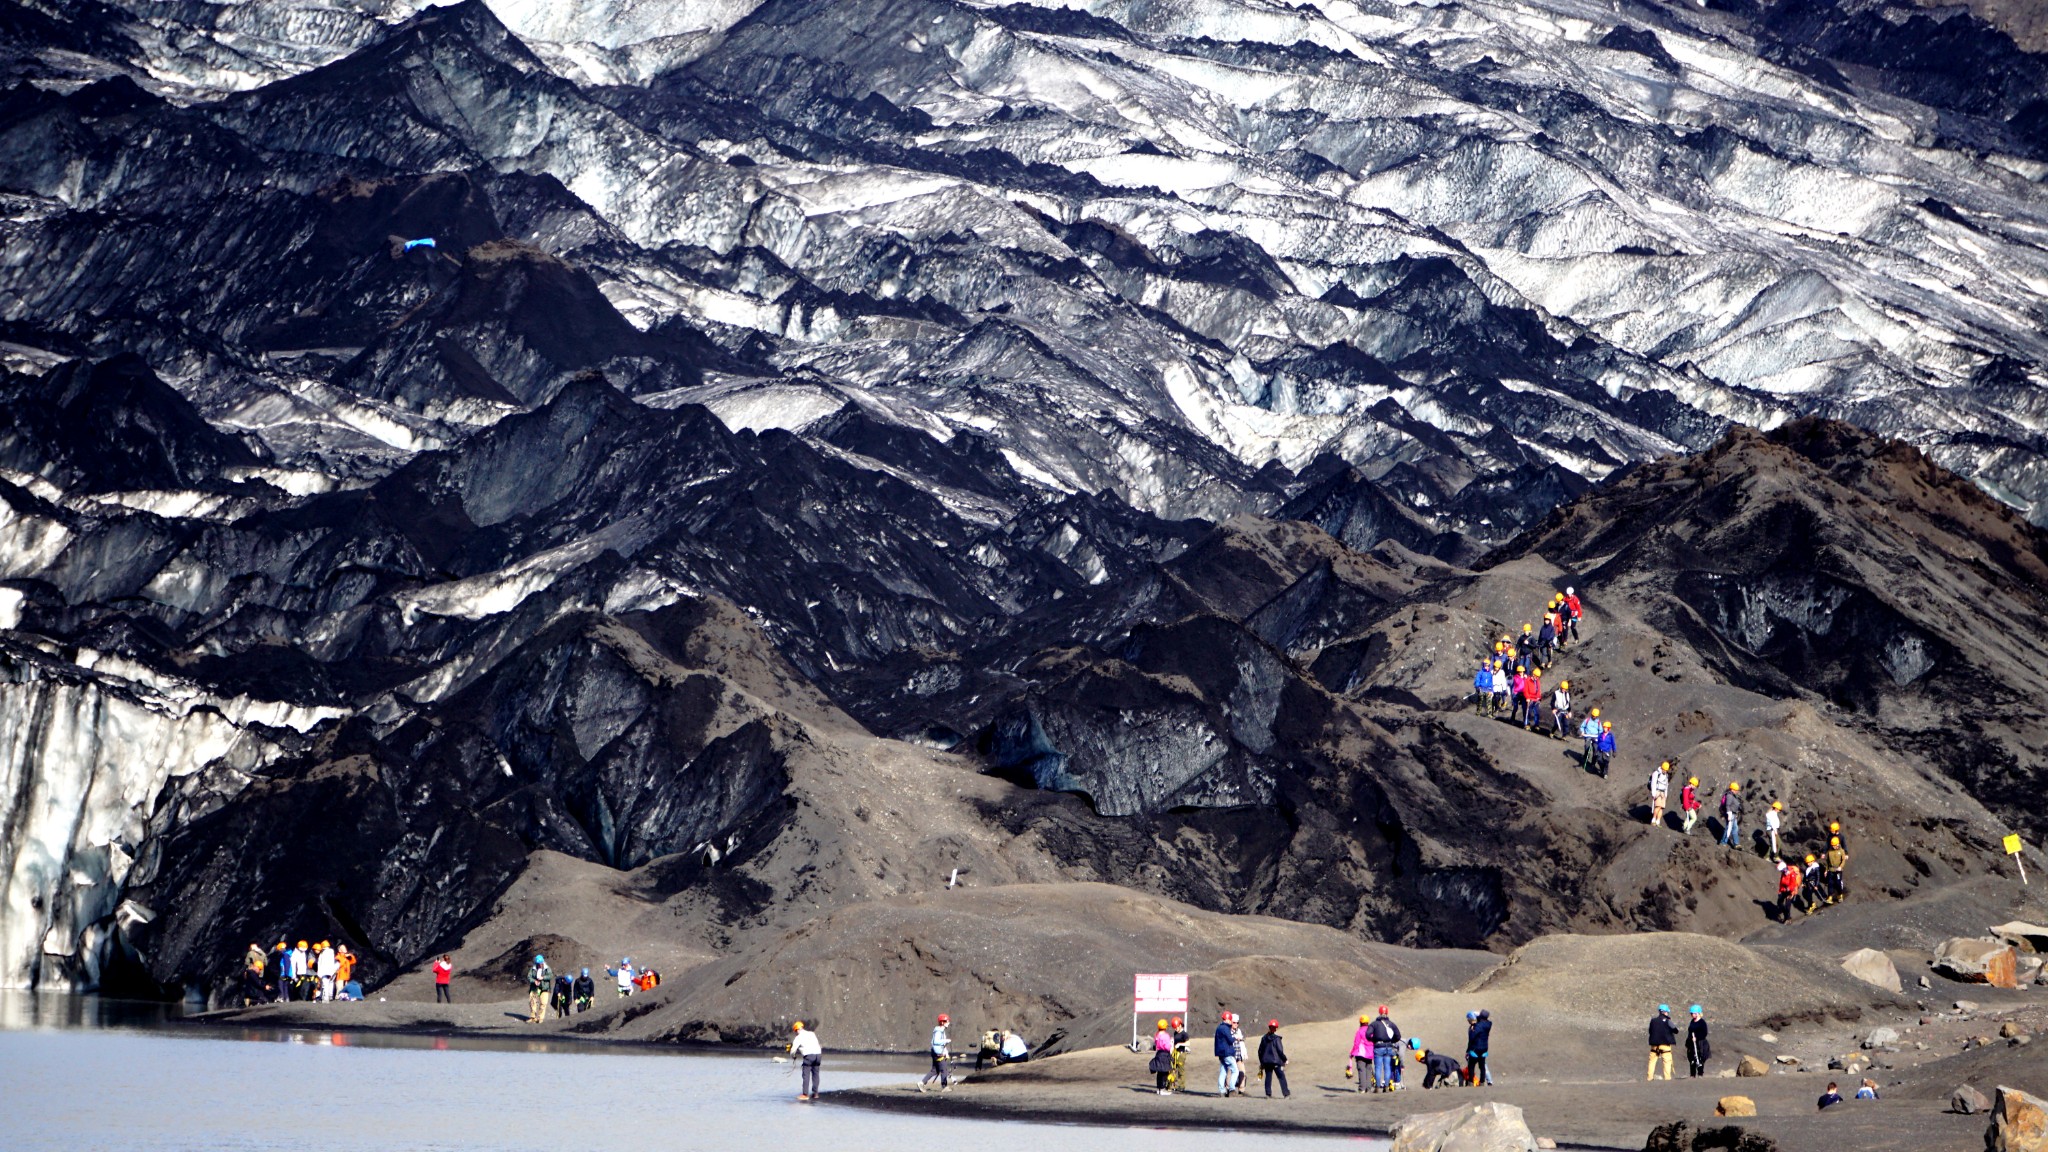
1775 1054 1800 1065
2003 1022 2028 1039
1840 947 1903 993
1716 1069 1737 1079
1958 1000 1983 1012
1917 1042 1929 1050
1536 1141 1556 1150
1955 1085 1992 1115
1757 1032 1778 1044
1919 975 1932 989
1388 1100 1537 1152
2014 1036 2033 1048
2019 956 2045 984
1988 1085 2048 1152
1935 939 2019 989
1643 1120 1779 1152
1716 1095 1757 1118
1737 1055 1769 1077
1863 1027 1899 1049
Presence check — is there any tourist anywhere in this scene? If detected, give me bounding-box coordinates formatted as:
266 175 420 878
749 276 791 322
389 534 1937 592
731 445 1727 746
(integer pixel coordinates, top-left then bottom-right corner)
1563 587 1582 642
1856 1078 1879 1100
270 940 290 1003
1579 709 1602 771
526 954 552 1023
1680 777 1701 835
1719 783 1743 848
1801 854 1825 914
1474 660 1494 714
1213 1013 1238 1097
980 1028 1002 1072
609 957 635 998
1170 1017 1188 1092
1258 1020 1289 1098
1348 1014 1373 1092
1776 861 1802 923
1464 1010 1492 1086
1685 1006 1710 1077
1765 800 1783 857
573 968 594 1012
315 941 338 1002
433 954 453 1003
999 1029 1030 1063
1550 679 1572 739
1150 1020 1174 1094
1648 762 1670 827
790 1021 821 1101
1231 1013 1248 1093
1594 720 1615 778
1825 837 1849 904
551 971 573 1018
1647 1005 1676 1081
1521 669 1544 733
1491 661 1511 714
1417 1046 1462 1089
920 1013 952 1091
1818 1081 1843 1109
1368 1006 1402 1092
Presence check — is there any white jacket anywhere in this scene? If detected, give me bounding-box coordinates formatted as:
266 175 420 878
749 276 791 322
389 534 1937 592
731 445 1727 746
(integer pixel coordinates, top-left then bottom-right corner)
790 1029 822 1057
316 948 338 978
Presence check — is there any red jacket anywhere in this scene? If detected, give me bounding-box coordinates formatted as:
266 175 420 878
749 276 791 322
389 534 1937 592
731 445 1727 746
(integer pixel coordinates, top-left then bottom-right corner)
433 958 452 984
1680 784 1700 811
1778 868 1801 896
1521 677 1542 702
1565 594 1582 619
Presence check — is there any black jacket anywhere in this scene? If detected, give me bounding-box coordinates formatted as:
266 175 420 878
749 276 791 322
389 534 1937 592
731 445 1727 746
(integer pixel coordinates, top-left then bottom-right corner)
1467 1019 1491 1057
1648 1015 1677 1046
1422 1051 1462 1080
1368 1015 1401 1045
573 975 594 999
1686 1019 1710 1061
1258 1033 1287 1067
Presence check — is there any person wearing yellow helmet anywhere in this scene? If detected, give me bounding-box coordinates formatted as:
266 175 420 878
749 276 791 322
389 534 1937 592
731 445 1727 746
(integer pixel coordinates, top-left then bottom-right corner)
1648 761 1671 826
1520 666 1544 733
1150 1019 1175 1093
1577 706 1601 769
1800 854 1825 915
1680 777 1701 835
1764 799 1783 857
1824 837 1849 905
1550 679 1573 739
1593 717 1615 778
1718 782 1744 849
790 1020 822 1100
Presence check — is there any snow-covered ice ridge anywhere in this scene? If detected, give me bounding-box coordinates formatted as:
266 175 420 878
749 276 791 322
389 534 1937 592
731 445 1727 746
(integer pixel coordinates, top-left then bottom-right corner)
4 0 2048 988
10 0 2048 523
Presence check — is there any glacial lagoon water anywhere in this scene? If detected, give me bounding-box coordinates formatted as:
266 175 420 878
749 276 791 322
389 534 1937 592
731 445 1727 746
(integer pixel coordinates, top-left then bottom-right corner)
0 993 1387 1151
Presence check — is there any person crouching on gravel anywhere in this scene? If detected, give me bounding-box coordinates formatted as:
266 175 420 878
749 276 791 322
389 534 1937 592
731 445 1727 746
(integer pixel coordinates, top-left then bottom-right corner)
1647 1005 1677 1081
1258 1020 1289 1098
921 1013 952 1091
1417 1044 1463 1089
1685 1005 1710 1076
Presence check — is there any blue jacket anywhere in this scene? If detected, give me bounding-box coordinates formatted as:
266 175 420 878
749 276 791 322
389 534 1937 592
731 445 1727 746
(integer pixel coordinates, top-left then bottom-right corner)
1474 668 1491 692
1467 1019 1491 1056
1596 731 1616 755
1214 1023 1235 1059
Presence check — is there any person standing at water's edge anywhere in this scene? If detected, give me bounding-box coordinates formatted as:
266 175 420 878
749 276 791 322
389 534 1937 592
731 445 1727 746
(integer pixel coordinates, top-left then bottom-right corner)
920 1014 952 1092
527 955 552 1023
790 1021 822 1101
432 954 453 1003
1647 1005 1676 1081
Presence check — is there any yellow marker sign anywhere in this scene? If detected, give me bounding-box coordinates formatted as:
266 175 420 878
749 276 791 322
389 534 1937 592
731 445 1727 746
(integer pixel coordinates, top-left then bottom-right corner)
2007 834 2024 855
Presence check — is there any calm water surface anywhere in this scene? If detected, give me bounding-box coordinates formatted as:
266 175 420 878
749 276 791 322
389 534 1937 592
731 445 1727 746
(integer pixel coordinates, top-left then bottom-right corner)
0 993 1387 1151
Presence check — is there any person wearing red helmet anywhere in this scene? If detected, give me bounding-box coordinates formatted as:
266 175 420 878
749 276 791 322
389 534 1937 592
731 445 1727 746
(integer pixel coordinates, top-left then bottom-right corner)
920 1013 952 1091
1258 1019 1289 1098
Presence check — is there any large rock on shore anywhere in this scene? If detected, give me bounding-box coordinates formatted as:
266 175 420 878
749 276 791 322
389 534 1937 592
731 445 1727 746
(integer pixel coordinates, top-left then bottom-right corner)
1989 1086 2048 1152
1840 948 1902 993
1935 938 2020 988
1389 1101 1537 1152
1716 1095 1757 1117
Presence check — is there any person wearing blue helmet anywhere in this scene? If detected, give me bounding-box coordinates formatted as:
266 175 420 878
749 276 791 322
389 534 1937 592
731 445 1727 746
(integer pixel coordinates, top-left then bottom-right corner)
573 967 595 1012
1464 1009 1492 1086
1646 1005 1676 1081
526 954 553 1023
1685 1006 1711 1077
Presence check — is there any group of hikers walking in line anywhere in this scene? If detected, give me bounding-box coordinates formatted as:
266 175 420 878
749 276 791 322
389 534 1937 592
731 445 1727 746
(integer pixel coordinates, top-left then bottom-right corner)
1472 585 1852 916
783 1016 1032 1101
524 953 659 1022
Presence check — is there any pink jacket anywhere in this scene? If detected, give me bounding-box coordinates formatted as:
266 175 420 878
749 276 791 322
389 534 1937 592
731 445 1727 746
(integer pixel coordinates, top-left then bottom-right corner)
1351 1026 1374 1059
1154 1030 1173 1052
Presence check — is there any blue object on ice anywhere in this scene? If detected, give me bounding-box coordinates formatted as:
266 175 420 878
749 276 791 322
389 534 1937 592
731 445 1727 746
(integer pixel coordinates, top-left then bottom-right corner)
402 237 436 251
